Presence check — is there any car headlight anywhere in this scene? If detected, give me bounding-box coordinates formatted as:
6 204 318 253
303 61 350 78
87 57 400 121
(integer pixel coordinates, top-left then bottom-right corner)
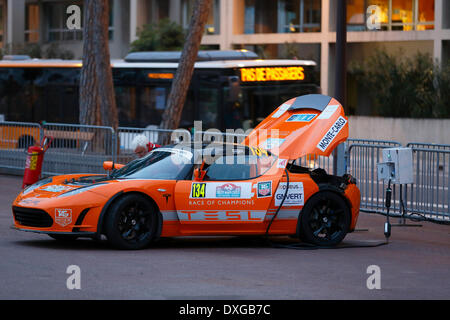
57 184 106 198
22 177 53 196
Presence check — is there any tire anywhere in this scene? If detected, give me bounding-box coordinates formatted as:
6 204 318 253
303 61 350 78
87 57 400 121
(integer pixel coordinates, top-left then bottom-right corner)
298 191 351 247
105 194 158 250
49 234 79 242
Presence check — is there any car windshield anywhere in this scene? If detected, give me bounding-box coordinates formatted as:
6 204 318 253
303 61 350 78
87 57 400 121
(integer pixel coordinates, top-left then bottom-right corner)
110 148 194 180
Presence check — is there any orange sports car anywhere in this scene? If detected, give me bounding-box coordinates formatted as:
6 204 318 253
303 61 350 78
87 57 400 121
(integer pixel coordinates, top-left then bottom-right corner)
12 94 360 249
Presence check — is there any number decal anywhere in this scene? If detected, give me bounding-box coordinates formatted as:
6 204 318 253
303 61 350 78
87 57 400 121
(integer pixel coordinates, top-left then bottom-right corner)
249 147 268 157
191 183 206 198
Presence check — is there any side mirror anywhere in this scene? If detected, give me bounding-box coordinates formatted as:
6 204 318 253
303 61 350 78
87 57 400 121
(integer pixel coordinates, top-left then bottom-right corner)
103 161 125 171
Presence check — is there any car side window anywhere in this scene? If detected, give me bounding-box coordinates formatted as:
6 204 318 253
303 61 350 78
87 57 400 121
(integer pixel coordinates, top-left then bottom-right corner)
204 155 274 181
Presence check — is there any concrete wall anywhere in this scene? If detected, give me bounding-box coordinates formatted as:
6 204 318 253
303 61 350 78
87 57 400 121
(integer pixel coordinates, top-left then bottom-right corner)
348 116 450 146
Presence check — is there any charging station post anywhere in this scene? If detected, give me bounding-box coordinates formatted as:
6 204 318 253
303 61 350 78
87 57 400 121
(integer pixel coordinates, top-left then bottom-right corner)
377 148 421 240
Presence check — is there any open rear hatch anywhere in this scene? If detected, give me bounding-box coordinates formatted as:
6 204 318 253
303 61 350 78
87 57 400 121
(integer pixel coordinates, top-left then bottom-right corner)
244 94 348 160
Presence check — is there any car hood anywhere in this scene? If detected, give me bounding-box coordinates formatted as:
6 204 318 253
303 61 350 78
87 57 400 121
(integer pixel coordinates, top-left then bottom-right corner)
18 174 112 200
244 94 349 160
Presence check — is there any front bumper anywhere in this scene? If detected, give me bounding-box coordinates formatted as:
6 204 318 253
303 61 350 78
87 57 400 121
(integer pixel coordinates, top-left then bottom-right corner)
11 225 97 237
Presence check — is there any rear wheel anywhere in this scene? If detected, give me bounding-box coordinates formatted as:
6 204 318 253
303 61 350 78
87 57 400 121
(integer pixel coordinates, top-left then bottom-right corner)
298 191 351 246
105 194 158 250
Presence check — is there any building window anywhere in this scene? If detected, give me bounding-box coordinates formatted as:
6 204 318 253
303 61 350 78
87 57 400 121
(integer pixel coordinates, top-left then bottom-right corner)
45 2 83 41
25 4 40 43
346 0 434 31
416 0 435 30
150 0 170 22
44 1 114 42
244 0 320 34
182 0 220 35
0 3 4 46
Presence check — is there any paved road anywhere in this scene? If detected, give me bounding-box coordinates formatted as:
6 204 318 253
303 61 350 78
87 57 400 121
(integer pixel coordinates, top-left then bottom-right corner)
1 174 449 300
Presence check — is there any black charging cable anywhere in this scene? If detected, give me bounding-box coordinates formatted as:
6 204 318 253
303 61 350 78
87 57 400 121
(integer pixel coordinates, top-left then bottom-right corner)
384 179 392 242
265 167 290 238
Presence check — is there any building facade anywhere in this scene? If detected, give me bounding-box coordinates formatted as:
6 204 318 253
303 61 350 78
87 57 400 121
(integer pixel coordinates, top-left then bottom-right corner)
1 0 449 102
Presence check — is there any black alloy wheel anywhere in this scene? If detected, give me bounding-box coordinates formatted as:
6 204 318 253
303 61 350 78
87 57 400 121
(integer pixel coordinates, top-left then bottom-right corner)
105 194 157 250
298 191 351 246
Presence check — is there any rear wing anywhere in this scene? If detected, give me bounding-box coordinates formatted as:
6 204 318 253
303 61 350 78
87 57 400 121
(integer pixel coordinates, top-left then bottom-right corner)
244 94 348 160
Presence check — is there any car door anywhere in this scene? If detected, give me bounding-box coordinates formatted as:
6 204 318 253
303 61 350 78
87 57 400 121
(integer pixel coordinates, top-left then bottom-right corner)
173 149 281 235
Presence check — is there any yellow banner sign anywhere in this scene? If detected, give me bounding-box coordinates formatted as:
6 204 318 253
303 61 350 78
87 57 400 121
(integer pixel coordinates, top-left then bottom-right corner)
147 73 174 80
240 66 305 82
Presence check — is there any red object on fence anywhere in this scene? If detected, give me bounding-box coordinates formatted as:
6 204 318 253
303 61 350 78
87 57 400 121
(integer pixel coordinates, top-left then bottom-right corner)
22 136 53 189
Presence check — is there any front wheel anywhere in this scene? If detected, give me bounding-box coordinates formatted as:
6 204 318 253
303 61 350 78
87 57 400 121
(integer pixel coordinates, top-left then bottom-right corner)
298 191 351 247
105 194 158 250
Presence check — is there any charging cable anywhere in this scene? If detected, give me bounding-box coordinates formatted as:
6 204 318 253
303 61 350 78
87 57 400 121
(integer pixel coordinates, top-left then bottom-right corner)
384 179 392 242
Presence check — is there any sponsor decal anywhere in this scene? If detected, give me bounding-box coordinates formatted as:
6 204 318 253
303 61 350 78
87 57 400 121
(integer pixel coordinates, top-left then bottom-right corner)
316 116 347 152
317 105 340 119
178 210 265 222
249 146 269 157
274 182 304 206
257 181 272 198
41 185 73 193
216 183 241 198
286 114 317 122
190 182 253 199
191 183 206 198
260 138 285 150
277 159 288 169
19 198 41 206
55 208 72 227
272 103 290 118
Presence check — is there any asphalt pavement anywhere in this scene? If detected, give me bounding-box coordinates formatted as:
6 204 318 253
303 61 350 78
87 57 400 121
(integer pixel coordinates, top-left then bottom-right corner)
0 174 449 300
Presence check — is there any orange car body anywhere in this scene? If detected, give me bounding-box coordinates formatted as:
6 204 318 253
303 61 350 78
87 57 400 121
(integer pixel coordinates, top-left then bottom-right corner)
12 94 360 244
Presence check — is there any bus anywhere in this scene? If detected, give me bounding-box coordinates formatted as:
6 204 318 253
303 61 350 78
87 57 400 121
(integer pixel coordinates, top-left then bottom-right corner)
0 50 319 133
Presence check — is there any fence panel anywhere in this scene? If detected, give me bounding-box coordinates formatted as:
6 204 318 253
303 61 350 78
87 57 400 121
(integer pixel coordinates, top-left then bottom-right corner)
346 141 403 216
116 126 176 164
0 121 42 173
405 143 450 223
41 123 115 175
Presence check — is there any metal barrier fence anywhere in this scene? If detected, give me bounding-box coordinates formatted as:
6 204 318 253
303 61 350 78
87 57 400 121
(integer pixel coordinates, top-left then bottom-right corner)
0 121 42 174
1 120 449 223
346 140 403 216
346 140 450 223
404 143 450 223
116 126 175 164
40 123 116 176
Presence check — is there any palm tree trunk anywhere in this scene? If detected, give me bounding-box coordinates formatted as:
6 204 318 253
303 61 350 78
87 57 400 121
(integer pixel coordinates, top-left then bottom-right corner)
159 0 212 144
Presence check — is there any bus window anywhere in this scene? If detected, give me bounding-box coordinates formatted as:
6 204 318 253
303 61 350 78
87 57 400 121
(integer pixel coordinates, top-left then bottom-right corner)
0 68 44 122
241 83 319 128
197 86 220 129
138 85 170 127
37 68 79 123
